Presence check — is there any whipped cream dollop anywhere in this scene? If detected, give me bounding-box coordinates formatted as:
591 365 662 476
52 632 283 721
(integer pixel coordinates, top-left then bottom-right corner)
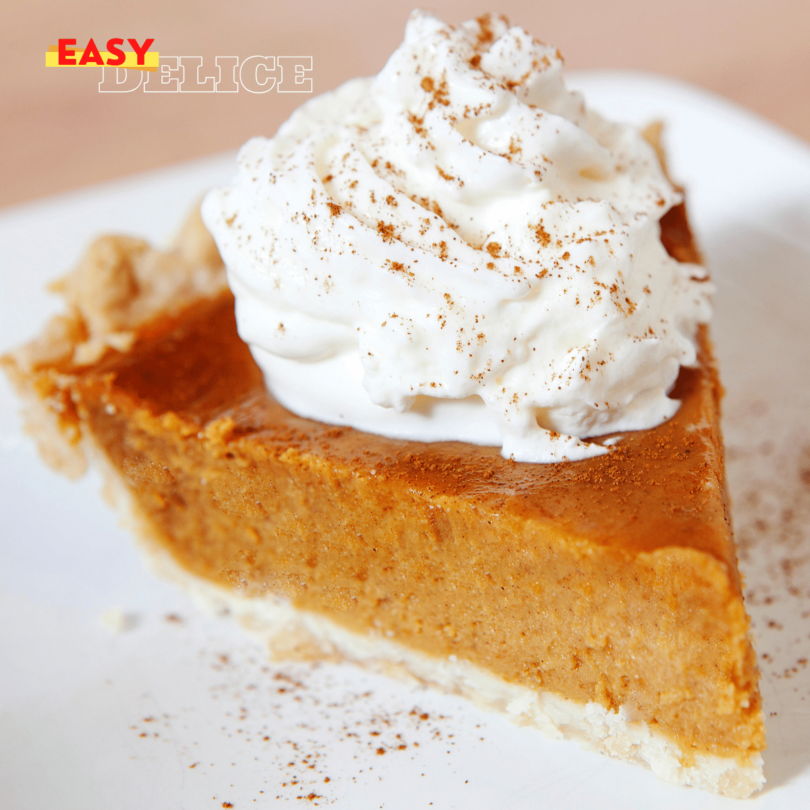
202 11 712 462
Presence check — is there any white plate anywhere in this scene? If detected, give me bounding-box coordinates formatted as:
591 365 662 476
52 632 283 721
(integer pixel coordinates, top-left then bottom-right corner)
2 73 809 809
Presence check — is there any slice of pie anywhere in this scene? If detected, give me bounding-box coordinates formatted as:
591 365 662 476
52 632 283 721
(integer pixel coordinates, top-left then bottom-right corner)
2 199 765 797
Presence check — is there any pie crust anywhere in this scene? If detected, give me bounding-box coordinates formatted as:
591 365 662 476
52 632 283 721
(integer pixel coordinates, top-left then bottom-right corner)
2 203 765 798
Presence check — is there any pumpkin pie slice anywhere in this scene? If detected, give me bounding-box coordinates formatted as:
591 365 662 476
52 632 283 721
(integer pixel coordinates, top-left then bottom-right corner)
1 202 765 798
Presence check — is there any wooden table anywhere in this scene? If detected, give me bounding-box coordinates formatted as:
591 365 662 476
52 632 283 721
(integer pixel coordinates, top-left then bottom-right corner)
2 0 808 209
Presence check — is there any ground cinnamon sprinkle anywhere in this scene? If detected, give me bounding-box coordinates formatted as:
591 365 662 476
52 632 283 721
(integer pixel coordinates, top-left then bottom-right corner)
421 75 450 109
723 391 810 702
376 220 396 242
385 259 414 282
436 165 461 185
475 13 496 45
533 223 551 246
122 635 468 805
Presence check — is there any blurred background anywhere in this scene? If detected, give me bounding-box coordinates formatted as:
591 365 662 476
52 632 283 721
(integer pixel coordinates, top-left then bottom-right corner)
3 0 809 209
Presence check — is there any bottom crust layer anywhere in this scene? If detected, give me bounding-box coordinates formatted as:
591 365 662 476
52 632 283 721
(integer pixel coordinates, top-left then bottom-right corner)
142 535 765 800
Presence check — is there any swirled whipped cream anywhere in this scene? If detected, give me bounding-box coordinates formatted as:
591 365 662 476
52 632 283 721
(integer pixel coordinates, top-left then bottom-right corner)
202 11 712 463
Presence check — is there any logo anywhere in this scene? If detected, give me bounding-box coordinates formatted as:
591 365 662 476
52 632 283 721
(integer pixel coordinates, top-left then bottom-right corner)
46 39 313 94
